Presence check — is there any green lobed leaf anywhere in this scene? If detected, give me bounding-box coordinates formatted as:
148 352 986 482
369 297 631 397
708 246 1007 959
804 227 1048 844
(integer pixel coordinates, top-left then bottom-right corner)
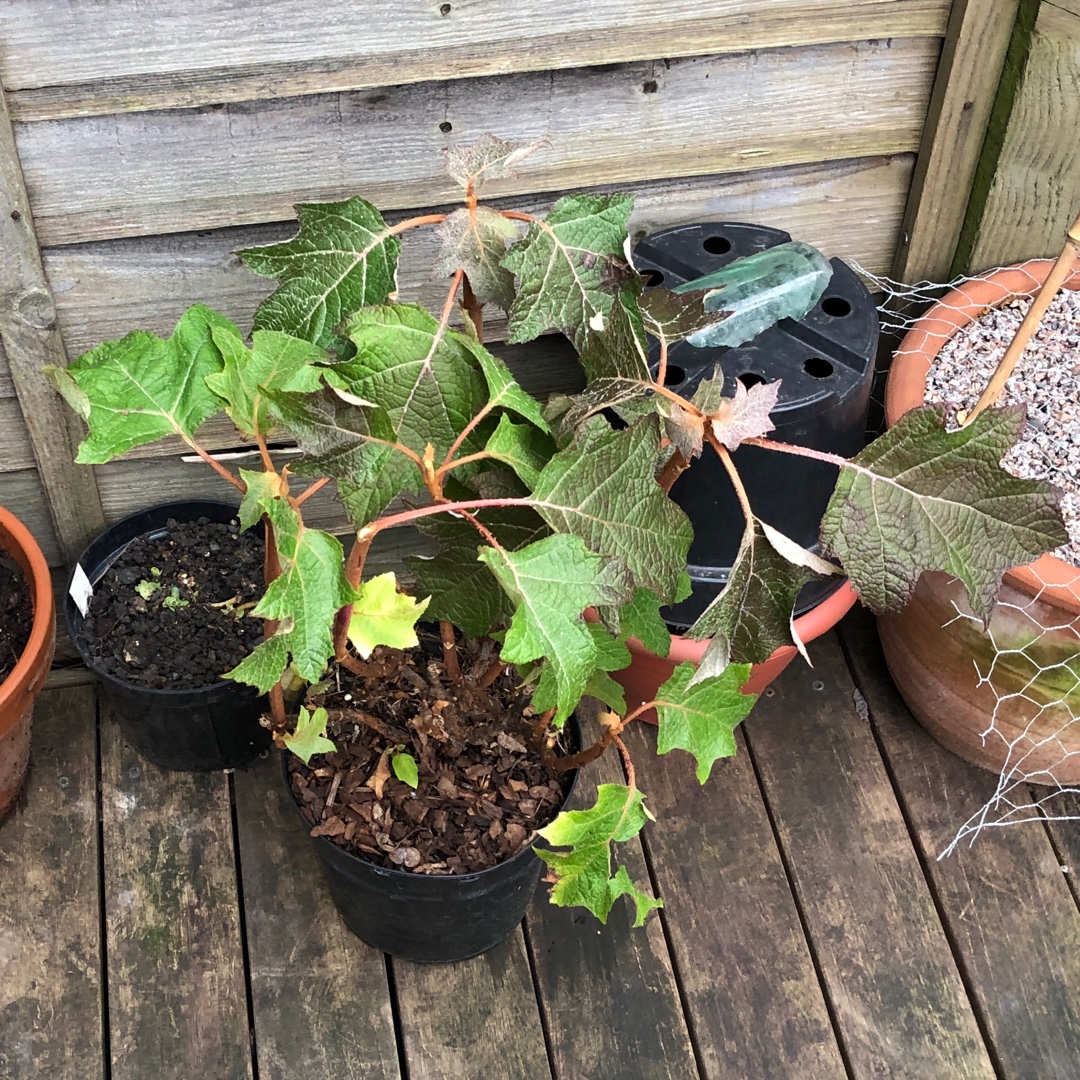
283 706 337 765
347 573 430 658
686 518 837 671
502 193 635 347
604 587 673 659
536 783 661 925
46 304 235 463
531 415 694 604
484 414 556 488
407 506 548 637
458 336 551 433
478 534 633 722
238 196 401 350
205 325 330 436
654 662 757 783
819 404 1068 622
433 206 522 310
530 623 631 716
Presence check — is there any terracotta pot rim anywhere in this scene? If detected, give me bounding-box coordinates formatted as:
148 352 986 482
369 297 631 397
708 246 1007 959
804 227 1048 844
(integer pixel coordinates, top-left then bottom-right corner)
885 259 1080 613
0 506 56 728
624 578 861 665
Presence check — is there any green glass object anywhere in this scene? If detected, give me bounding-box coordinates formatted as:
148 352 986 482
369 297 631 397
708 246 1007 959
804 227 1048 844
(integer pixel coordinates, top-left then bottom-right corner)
673 240 833 349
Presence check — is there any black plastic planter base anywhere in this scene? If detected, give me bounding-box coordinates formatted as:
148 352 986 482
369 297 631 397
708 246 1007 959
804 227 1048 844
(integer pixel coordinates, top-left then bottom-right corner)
634 222 878 629
65 501 271 772
286 717 581 963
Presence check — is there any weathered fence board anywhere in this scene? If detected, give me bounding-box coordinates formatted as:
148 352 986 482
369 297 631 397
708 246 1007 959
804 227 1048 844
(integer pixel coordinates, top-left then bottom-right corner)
15 40 938 246
0 0 949 121
0 398 34 471
0 468 62 566
42 156 912 360
966 1 1080 269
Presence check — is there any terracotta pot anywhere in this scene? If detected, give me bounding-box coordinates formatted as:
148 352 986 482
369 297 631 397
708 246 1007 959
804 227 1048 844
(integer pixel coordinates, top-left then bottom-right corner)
0 507 56 819
604 580 859 724
882 259 1080 779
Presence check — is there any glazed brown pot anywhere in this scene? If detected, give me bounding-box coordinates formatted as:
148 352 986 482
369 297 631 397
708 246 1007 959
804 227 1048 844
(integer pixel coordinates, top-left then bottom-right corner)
0 506 56 819
882 259 1080 780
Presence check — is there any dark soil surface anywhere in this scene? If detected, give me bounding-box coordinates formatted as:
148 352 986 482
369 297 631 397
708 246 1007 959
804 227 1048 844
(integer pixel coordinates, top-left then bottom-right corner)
0 556 32 683
288 629 576 875
82 517 264 690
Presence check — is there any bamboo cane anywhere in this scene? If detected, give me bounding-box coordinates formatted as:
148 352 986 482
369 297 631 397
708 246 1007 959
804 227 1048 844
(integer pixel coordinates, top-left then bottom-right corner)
959 207 1080 427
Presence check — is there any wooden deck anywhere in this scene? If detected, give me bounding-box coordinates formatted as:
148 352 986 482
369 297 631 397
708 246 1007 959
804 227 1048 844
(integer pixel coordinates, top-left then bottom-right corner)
4 607 1080 1080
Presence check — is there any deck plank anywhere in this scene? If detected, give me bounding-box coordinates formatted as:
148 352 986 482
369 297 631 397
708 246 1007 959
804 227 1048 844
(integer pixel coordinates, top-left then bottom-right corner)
391 930 552 1080
232 756 402 1080
745 631 995 1079
98 706 253 1080
625 721 847 1078
524 702 697 1080
0 686 104 1080
839 609 1080 1079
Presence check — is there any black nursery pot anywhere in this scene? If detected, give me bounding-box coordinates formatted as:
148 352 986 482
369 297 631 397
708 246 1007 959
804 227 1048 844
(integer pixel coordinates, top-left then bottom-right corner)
634 222 878 628
286 716 581 963
65 501 270 772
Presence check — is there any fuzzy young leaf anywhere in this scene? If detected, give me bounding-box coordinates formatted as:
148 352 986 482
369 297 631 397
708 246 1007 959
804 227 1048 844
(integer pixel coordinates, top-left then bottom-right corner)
407 507 548 637
484 414 555 488
283 706 336 765
46 304 234 463
531 415 693 604
537 784 661 925
502 193 635 347
478 534 633 722
654 662 757 783
820 404 1067 622
391 751 420 789
686 518 836 671
347 573 430 659
238 196 400 349
444 134 547 192
709 378 780 451
205 326 329 436
433 207 521 310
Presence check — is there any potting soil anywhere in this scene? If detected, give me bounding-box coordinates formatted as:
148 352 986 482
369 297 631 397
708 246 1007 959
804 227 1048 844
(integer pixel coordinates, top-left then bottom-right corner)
0 556 32 683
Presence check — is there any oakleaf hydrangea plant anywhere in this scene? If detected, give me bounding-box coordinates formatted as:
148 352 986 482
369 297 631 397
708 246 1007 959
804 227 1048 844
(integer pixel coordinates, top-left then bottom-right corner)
46 135 1067 925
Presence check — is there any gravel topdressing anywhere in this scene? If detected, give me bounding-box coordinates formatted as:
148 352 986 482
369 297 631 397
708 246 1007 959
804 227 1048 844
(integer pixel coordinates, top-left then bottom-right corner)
922 287 1080 569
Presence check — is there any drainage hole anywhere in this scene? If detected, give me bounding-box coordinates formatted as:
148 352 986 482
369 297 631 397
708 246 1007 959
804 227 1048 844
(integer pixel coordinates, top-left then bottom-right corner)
821 295 851 317
663 365 686 386
439 2 451 12
738 372 766 388
439 121 453 133
703 235 732 255
803 356 834 379
642 269 665 287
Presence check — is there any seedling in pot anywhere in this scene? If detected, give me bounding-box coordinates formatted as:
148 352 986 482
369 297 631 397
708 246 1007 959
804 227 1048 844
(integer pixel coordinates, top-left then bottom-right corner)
47 135 1067 926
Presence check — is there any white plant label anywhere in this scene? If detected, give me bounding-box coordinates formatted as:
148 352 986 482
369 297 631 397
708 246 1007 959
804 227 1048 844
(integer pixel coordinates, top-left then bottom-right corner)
69 562 93 617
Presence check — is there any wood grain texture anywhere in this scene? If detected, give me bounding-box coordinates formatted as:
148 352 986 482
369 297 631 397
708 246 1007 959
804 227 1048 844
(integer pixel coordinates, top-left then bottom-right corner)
0 74 105 562
0 686 104 1080
746 632 996 1079
42 156 912 360
0 0 950 121
839 608 1080 1079
1 467 63 567
968 2 1080 269
99 711 253 1080
625 723 846 1079
392 932 551 1080
232 759 401 1080
14 41 938 246
893 0 1022 281
524 701 695 1080
0 397 35 470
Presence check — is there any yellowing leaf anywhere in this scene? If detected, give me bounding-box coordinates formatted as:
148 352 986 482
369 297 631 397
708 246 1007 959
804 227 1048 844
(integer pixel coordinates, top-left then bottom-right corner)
347 573 430 659
283 706 336 765
707 378 779 451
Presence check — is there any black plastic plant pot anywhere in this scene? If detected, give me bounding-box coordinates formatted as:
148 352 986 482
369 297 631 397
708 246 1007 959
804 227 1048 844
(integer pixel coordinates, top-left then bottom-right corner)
285 716 581 963
64 500 270 772
634 222 878 628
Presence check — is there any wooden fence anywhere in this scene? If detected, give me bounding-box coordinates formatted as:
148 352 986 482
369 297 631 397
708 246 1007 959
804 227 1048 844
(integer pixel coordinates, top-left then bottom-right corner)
0 0 1018 585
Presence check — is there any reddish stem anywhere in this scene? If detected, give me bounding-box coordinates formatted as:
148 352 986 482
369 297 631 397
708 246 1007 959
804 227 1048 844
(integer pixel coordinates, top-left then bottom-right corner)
261 517 287 728
461 273 484 342
440 620 461 681
389 213 447 235
181 435 246 492
709 434 754 527
657 449 689 494
293 476 330 507
333 531 374 660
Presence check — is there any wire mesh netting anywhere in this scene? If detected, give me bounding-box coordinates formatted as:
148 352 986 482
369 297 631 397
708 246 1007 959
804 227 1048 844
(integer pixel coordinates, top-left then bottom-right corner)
854 259 1080 856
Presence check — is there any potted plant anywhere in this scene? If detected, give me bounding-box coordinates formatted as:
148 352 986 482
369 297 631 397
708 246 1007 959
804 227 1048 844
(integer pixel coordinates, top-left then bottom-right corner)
46 136 1067 958
883 251 1080 780
0 505 56 820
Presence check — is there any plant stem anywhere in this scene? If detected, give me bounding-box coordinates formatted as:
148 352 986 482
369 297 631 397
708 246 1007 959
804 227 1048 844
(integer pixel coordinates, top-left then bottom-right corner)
655 335 670 390
710 435 754 527
436 450 494 478
742 436 847 469
461 272 484 342
365 496 533 536
255 426 275 474
180 435 246 492
548 700 657 771
614 734 636 794
440 400 498 471
332 531 374 660
457 508 502 550
293 476 330 507
439 620 461 680
388 213 447 235
657 449 689 493
261 516 288 728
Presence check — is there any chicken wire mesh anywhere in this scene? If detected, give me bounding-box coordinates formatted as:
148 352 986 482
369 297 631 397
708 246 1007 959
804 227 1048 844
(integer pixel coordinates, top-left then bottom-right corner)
851 259 1080 856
